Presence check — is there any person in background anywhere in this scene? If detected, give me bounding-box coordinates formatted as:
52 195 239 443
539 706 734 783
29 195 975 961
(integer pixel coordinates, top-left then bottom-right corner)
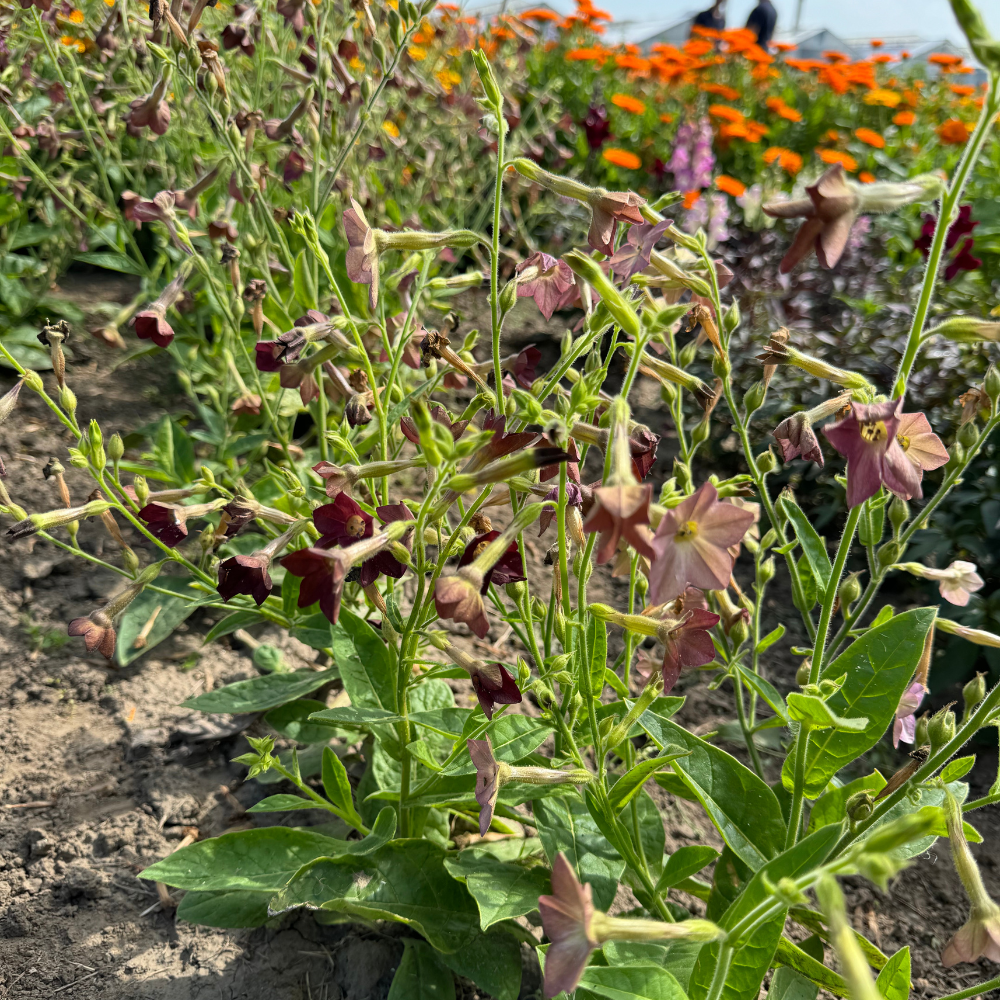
745 0 777 47
691 0 726 33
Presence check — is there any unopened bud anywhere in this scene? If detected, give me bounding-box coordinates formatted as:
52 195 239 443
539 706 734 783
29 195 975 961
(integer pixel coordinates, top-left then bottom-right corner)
598 716 615 741
134 476 150 506
877 541 902 569
958 421 979 449
531 597 547 620
122 546 140 574
22 369 44 392
59 385 77 414
914 712 930 747
888 496 909 533
756 448 777 474
946 441 966 472
499 280 517 314
963 672 987 717
690 417 710 448
846 790 874 824
68 447 88 469
928 704 956 754
838 571 862 610
505 579 528 602
759 556 776 584
743 381 766 416
108 433 125 462
796 660 812 686
729 615 750 646
722 299 740 335
711 352 731 380
985 365 1000 405
389 541 412 566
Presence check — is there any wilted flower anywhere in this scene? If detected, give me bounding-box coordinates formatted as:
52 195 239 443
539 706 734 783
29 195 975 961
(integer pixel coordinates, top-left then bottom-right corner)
125 73 171 136
648 482 755 604
587 188 646 257
772 392 853 466
515 252 577 320
435 571 491 638
469 736 504 835
896 560 984 606
893 680 927 747
822 399 927 508
231 393 261 416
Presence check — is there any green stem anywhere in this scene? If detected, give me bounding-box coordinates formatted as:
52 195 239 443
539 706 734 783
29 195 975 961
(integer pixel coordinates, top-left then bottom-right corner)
489 108 506 400
929 976 1000 1000
704 944 735 1000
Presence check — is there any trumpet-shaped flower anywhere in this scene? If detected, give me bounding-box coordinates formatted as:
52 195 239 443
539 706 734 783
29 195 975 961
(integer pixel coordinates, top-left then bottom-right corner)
895 412 949 474
458 531 526 591
538 853 599 998
892 680 927 747
897 560 984 606
587 189 646 257
649 483 755 604
314 493 373 547
822 399 927 508
217 553 273 606
515 252 577 320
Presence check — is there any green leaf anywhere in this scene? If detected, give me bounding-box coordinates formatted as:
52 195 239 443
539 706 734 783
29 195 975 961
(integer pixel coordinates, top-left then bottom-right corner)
875 947 911 1000
656 846 720 892
323 745 364 829
407 739 444 771
265 698 347 744
782 495 832 590
290 612 335 651
654 771 698 801
204 610 267 645
689 826 842 1000
633 789 666 881
388 939 456 1000
734 666 788 724
768 966 818 1000
115 576 200 667
609 746 691 813
796 555 818 612
756 626 785 655
773 937 846 998
282 573 302 619
577 965 688 1000
787 693 868 732
869 605 894 629
333 609 397 711
182 668 338 714
443 848 550 930
139 827 354 890
639 708 785 870
448 715 554 775
434 930 523 1000
246 794 327 813
532 794 625 911
941 756 976 783
782 608 937 798
73 250 146 276
808 772 886 833
175 889 271 928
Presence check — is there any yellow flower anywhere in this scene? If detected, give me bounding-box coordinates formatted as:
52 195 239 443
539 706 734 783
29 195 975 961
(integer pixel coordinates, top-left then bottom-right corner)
408 44 427 60
383 120 400 138
436 68 462 92
864 88 901 107
68 8 84 22
349 56 364 71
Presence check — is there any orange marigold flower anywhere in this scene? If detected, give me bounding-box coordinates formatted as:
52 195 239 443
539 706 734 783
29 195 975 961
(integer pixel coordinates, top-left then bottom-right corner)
68 8 85 21
716 175 746 197
823 50 849 63
683 190 701 210
773 41 796 52
818 149 858 171
864 88 901 107
766 97 803 122
938 118 972 144
859 171 876 183
616 54 651 73
951 84 976 97
690 24 722 39
659 113 674 123
719 122 748 140
520 8 560 20
684 39 714 57
708 104 744 123
900 50 911 59
700 83 741 101
566 47 606 62
893 110 916 126
611 93 646 114
745 120 769 142
763 146 802 175
602 147 641 169
870 39 883 48
928 53 963 66
854 127 885 148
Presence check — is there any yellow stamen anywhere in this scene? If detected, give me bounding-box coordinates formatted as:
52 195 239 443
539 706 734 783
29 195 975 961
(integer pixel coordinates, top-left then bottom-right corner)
346 514 367 538
675 520 699 541
860 420 888 443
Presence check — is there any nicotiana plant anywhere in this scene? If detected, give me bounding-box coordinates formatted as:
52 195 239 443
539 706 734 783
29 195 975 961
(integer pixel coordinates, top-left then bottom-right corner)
4 1 1000 999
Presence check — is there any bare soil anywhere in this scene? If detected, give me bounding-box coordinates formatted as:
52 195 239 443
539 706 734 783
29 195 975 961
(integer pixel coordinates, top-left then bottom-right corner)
0 284 998 1000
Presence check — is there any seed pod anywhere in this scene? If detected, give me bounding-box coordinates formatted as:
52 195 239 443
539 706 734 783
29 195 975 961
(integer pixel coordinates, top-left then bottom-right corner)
756 448 777 474
845 790 874 824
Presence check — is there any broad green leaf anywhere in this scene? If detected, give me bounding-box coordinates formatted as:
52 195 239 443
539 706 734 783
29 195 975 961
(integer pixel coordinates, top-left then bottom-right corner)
656 846 720 892
434 930 523 1000
74 250 146 276
533 794 625 911
768 967 817 1000
689 825 842 1000
282 573 301 619
410 708 471 738
203 610 267 645
782 496 832 590
609 746 691 812
654 771 698 801
290 612 335 651
323 745 362 827
175 889 271 928
773 937 846 998
734 666 788 724
787 693 868 732
246 794 327 813
875 947 911 1000
388 939 456 1000
333 609 397 711
782 608 936 797
602 941 670 966
808 772 886 833
116 576 199 666
941 756 975 783
443 848 550 930
639 708 785 870
870 605 894 629
577 964 688 1000
448 715 554 775
312 706 401 726
266 698 347 744
182 668 338 713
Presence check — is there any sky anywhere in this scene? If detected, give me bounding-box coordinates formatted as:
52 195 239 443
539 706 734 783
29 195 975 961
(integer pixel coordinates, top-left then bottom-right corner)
573 0 1000 46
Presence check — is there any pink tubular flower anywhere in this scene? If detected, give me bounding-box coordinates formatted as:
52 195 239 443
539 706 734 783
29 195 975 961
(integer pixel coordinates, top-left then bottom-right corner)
648 483 755 605
587 189 646 257
659 607 721 692
608 220 671 282
434 571 491 638
897 560 984 606
895 412 949 474
822 399 924 508
281 547 345 623
515 252 576 320
538 853 599 999
582 483 655 564
893 680 927 747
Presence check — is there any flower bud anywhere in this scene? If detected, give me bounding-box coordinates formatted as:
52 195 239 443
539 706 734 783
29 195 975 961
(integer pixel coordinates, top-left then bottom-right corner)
958 421 979 450
678 339 697 368
914 712 930 747
471 48 502 108
532 597 547 620
108 433 125 462
690 417 710 448
505 580 528 602
722 299 740 335
711 352 731 380
729 615 750 647
877 541 902 569
846 790 874 824
888 496 909 533
743 381 766 416
564 250 640 339
372 38 387 69
755 447 777 474
928 704 956 754
68 448 88 469
796 660 811 686
22 369 44 393
59 384 77 415
759 556 776 584
985 365 1000 405
838 571 862 610
134 476 150 506
946 441 966 472
963 672 987 718
499 279 517 315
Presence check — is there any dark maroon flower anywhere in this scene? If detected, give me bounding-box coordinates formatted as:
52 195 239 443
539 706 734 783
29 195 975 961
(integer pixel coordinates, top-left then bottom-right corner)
138 501 189 546
945 237 981 281
217 553 272 605
133 307 174 348
281 547 345 623
470 662 522 720
314 493 373 547
629 427 660 481
276 0 306 32
583 105 611 150
125 77 171 137
479 410 539 464
458 531 526 591
358 502 414 585
400 405 468 445
540 438 581 484
505 345 542 389
916 204 978 256
254 329 307 371
282 150 307 185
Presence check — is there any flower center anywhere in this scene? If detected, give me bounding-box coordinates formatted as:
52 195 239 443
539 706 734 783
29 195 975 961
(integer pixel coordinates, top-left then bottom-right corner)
345 514 366 538
674 520 699 542
897 433 910 452
473 540 490 558
860 420 888 443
